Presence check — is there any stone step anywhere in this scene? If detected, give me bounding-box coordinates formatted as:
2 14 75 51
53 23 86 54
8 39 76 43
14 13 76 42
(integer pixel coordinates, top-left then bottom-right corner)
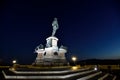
98 73 109 80
1 68 118 80
69 70 98 79
5 68 91 75
77 71 102 80
14 66 71 71
103 74 116 80
2 69 98 79
77 72 116 80
87 72 106 80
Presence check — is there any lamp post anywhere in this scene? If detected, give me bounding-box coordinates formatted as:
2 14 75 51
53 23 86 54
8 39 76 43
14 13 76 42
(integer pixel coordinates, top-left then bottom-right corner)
12 60 17 70
12 60 17 64
72 56 77 66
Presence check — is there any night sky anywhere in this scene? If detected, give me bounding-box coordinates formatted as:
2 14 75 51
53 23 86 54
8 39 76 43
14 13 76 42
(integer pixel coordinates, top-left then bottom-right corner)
1 0 120 64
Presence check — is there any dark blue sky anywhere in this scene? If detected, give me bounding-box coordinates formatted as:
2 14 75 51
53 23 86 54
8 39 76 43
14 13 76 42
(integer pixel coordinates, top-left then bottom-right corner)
1 0 120 64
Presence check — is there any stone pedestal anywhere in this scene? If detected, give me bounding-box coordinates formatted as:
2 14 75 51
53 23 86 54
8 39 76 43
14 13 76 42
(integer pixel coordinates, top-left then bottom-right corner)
34 36 68 66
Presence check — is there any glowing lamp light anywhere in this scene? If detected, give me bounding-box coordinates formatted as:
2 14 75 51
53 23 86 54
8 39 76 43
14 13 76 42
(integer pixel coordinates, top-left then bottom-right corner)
72 66 78 70
94 67 97 70
94 65 98 71
72 56 77 66
72 56 77 61
12 60 17 64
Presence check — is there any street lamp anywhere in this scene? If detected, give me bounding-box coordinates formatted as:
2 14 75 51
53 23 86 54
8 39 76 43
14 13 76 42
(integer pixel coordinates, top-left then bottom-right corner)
12 60 17 70
72 56 77 66
12 60 17 64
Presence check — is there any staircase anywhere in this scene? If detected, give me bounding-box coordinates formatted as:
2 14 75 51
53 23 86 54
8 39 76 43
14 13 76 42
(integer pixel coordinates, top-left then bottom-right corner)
1 67 118 80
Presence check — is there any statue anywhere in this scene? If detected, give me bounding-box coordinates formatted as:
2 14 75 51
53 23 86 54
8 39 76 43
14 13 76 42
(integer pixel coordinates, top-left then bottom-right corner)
35 44 44 52
52 18 59 36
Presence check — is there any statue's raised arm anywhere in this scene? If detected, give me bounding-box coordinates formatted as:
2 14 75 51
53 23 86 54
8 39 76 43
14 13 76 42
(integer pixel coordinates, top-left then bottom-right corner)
52 18 59 36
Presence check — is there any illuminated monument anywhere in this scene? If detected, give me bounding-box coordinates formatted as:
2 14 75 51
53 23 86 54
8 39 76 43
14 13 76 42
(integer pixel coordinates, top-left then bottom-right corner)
2 18 117 80
34 18 67 66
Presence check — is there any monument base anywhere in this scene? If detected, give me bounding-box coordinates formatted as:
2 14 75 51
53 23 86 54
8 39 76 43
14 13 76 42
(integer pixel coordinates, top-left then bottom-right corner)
33 58 68 66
